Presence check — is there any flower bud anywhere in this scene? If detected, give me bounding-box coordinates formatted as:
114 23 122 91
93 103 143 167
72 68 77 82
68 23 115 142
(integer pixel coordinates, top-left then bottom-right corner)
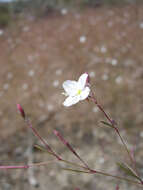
17 104 25 119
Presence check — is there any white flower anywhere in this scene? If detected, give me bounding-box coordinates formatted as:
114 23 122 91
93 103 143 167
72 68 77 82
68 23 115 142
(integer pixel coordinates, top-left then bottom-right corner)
62 73 90 107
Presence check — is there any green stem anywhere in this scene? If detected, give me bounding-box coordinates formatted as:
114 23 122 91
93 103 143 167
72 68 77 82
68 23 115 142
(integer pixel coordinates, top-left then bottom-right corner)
114 127 139 176
95 170 142 186
60 159 89 170
63 168 142 186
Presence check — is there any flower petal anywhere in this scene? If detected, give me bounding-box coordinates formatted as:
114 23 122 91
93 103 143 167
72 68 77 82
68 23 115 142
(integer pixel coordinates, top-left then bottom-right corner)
78 73 88 90
79 86 90 100
63 80 78 96
63 96 80 107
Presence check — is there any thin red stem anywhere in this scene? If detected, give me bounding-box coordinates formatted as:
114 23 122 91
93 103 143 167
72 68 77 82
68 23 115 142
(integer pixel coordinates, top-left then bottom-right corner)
0 165 29 169
25 119 62 161
89 94 141 180
54 130 90 170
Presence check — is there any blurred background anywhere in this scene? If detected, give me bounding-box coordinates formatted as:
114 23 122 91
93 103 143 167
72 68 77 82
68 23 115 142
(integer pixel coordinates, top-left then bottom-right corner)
0 0 143 189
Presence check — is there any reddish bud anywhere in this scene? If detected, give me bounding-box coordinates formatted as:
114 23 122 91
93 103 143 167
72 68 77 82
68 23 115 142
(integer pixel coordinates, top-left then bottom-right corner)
17 104 25 119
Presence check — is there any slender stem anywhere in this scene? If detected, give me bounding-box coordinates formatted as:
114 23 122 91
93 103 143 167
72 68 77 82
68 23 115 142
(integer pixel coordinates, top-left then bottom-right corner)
0 161 56 170
34 157 90 171
130 147 141 179
25 119 62 161
1 159 142 186
0 159 85 170
97 103 113 125
95 170 142 186
0 165 29 169
35 144 89 170
60 159 89 170
89 95 113 125
34 145 88 170
89 95 140 179
63 168 142 186
29 160 56 167
54 130 90 170
114 127 138 174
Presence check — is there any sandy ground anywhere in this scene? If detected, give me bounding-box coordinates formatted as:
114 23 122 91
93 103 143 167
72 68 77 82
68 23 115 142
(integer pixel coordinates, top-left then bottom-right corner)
0 4 143 190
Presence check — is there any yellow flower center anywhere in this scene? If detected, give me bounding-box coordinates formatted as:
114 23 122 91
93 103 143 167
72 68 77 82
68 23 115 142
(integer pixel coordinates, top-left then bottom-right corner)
77 89 82 95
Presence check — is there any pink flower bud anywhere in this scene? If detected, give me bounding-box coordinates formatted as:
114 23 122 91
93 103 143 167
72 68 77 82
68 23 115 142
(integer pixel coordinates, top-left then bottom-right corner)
17 104 25 119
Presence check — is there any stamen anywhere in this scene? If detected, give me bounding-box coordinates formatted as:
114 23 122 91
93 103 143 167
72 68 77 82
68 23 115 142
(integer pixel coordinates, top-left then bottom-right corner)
77 89 82 95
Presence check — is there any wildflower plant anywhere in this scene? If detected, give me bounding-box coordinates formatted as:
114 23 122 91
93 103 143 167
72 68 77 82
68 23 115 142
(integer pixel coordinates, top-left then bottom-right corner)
0 73 143 189
62 73 90 107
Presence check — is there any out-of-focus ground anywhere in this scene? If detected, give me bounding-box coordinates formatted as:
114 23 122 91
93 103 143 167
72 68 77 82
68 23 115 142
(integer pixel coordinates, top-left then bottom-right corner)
0 3 143 190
